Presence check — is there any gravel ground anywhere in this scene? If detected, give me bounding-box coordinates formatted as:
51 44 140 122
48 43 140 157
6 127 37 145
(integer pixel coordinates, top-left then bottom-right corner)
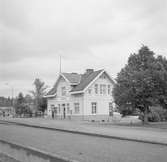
0 153 20 162
1 118 167 145
0 123 167 162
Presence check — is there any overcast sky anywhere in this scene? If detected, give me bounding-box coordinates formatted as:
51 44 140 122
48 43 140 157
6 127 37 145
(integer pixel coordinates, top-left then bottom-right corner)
0 0 167 97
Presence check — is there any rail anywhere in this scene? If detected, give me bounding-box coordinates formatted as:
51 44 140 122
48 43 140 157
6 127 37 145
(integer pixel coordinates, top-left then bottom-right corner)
0 139 78 162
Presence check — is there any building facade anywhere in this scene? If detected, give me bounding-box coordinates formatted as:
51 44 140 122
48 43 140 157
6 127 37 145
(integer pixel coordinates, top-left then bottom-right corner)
0 106 15 117
45 69 115 121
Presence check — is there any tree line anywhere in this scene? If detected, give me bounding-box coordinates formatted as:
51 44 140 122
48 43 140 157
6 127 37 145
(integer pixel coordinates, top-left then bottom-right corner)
14 78 47 117
0 97 12 107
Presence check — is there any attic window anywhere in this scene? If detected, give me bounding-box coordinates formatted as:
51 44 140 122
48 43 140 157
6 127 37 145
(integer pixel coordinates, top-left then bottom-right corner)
88 89 92 94
61 87 66 96
100 73 106 79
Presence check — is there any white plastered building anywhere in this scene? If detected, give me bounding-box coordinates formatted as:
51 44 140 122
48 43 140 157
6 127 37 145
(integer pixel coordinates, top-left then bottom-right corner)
45 69 115 121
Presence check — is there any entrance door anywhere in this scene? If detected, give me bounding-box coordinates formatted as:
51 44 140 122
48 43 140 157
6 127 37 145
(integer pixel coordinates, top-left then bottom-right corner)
62 104 66 119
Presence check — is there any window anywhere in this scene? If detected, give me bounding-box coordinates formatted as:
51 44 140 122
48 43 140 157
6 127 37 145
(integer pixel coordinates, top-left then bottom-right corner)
100 84 103 94
91 102 97 114
88 89 92 94
109 102 113 116
50 105 55 112
67 103 70 114
61 87 66 96
51 104 55 110
100 73 106 79
108 85 111 95
95 84 98 94
74 103 80 114
58 104 61 114
103 85 106 94
100 84 106 95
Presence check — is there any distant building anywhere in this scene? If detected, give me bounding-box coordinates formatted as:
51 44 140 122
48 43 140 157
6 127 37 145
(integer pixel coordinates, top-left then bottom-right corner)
0 106 15 117
45 69 115 121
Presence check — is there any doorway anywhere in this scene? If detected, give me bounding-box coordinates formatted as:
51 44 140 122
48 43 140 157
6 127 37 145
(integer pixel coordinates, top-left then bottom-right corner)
62 104 66 119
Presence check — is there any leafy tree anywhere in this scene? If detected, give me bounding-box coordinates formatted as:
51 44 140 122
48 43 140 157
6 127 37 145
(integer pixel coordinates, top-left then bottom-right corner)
30 78 48 112
113 46 167 124
15 93 32 117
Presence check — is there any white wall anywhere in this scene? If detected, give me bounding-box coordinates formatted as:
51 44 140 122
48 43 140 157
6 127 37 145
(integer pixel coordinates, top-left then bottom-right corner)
70 94 84 115
47 72 114 117
47 76 84 116
47 98 57 116
83 72 114 116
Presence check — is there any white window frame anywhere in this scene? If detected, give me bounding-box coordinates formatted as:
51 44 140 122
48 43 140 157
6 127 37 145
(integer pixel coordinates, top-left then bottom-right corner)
100 84 103 94
91 102 97 114
61 87 66 96
58 104 61 114
109 102 113 116
88 89 92 94
67 103 70 114
74 103 80 114
103 84 106 95
108 85 111 95
95 84 98 94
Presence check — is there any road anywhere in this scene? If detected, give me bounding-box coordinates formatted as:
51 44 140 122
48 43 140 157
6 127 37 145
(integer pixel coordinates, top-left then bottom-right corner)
0 123 166 162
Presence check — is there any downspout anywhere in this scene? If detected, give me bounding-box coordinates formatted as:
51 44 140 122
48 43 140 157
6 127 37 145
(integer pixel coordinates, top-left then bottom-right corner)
82 94 84 121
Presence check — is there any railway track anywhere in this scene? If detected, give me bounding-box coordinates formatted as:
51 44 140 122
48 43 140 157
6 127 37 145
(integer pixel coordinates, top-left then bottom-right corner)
0 119 167 146
0 120 167 162
0 138 77 162
0 120 78 162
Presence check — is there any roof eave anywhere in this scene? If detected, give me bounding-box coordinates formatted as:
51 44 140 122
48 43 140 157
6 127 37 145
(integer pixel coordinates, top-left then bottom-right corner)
70 91 84 94
70 83 79 86
44 93 56 98
82 69 105 93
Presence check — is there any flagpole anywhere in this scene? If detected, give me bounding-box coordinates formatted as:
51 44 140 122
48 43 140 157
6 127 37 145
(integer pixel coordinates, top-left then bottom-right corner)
59 55 61 73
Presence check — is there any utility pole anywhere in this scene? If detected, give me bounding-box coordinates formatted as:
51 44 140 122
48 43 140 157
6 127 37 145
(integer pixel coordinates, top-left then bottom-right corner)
5 83 14 107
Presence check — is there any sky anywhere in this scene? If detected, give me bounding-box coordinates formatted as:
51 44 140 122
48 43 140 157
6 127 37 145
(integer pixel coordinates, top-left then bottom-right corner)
0 0 167 97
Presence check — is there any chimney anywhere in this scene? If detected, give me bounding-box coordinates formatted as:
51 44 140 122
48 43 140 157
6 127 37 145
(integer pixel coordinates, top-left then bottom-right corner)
86 69 94 74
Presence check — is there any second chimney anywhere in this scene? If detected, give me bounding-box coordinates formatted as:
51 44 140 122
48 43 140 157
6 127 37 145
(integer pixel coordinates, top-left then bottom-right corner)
86 69 94 74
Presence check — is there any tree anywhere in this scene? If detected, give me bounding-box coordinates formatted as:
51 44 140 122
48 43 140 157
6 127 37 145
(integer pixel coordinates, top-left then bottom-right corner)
15 92 25 116
24 94 33 104
15 93 32 117
30 78 48 112
113 46 167 124
155 56 167 109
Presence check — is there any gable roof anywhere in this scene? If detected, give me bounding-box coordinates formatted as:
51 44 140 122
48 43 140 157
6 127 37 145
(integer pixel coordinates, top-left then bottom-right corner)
70 69 103 93
46 69 114 97
61 73 81 84
46 87 57 96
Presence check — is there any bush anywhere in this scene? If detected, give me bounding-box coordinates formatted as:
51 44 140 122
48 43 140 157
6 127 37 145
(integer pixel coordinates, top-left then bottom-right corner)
139 106 167 122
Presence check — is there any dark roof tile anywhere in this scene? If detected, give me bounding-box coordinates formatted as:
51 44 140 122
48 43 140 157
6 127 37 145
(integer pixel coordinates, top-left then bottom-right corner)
47 69 104 95
62 73 81 84
70 69 103 92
